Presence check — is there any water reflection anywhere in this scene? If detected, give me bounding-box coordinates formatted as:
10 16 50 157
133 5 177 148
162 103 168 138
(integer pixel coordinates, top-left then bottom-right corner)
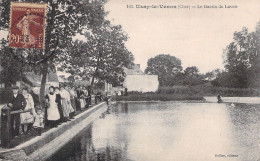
227 103 260 161
47 102 260 161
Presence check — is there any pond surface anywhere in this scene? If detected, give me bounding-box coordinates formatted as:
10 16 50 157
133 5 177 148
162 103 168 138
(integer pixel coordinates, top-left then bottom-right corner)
47 102 260 161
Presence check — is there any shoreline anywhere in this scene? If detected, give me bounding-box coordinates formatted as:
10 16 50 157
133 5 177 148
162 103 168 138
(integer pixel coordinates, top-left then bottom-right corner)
114 96 260 104
115 100 206 103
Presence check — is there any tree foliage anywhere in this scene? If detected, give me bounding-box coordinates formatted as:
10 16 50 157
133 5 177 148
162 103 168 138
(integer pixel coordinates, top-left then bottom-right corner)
145 54 182 86
144 54 206 86
0 0 110 102
204 69 221 81
182 66 204 85
57 21 134 87
0 40 25 86
214 22 260 88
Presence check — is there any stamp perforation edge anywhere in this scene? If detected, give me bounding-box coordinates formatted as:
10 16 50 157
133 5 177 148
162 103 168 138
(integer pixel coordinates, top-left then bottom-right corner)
9 2 48 50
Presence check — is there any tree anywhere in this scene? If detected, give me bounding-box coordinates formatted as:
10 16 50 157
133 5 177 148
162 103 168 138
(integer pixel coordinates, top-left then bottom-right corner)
182 66 204 85
0 40 26 87
223 28 250 88
204 69 221 81
58 22 134 87
145 54 182 86
0 0 108 103
247 22 260 87
184 66 199 77
221 22 260 88
214 21 260 88
0 39 45 87
67 75 75 84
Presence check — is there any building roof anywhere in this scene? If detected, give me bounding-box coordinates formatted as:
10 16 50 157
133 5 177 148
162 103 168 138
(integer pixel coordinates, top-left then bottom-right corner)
24 71 59 87
23 73 41 87
47 71 59 82
123 64 144 75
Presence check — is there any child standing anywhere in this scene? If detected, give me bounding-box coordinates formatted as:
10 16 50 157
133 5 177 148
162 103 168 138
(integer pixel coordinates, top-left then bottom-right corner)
21 87 36 135
33 108 44 136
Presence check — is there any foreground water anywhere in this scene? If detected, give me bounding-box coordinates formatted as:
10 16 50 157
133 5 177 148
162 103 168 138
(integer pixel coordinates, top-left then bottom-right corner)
47 102 260 161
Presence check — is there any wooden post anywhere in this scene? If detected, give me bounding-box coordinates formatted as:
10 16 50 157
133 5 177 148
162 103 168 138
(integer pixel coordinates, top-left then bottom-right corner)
91 94 95 106
1 106 11 148
95 95 98 104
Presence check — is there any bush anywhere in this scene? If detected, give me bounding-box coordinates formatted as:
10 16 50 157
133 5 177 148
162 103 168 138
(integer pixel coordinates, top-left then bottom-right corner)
113 93 204 101
157 84 260 97
0 87 13 104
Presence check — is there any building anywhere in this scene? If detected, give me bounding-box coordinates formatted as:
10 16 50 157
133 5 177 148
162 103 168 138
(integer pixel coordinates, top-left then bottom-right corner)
122 64 159 92
20 71 59 94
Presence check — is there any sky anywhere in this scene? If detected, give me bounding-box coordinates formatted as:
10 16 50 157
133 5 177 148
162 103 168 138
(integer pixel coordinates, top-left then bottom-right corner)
104 0 260 73
1 0 259 74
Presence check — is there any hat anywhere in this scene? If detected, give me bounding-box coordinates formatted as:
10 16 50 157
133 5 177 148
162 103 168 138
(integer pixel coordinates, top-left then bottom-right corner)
35 104 42 110
12 85 19 89
22 87 29 91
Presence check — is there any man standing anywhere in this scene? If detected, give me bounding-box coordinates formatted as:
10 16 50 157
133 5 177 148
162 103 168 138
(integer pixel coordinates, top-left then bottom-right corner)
87 86 92 107
76 86 84 110
8 85 27 138
30 87 40 107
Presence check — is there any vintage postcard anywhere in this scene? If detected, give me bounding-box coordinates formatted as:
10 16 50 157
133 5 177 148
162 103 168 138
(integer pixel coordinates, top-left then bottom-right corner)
0 0 259 160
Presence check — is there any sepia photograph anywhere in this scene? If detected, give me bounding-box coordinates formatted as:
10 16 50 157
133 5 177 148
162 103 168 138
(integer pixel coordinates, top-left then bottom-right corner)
0 0 260 160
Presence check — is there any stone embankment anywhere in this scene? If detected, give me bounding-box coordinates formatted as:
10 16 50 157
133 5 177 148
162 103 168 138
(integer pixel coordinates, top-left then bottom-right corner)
0 102 108 161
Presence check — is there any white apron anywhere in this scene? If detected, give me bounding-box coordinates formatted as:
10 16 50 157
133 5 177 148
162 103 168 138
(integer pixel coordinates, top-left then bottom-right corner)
20 94 35 124
47 94 60 121
33 113 44 128
80 98 85 109
60 90 75 116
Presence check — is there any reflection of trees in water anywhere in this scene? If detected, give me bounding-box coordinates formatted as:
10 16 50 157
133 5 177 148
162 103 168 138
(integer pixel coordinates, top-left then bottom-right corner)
93 146 125 161
112 102 128 114
46 124 94 161
48 120 129 161
112 103 120 115
48 102 132 161
226 104 260 161
121 103 128 114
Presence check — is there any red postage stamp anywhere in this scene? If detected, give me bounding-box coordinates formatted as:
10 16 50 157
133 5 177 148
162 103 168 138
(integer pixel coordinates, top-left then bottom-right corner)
9 2 47 49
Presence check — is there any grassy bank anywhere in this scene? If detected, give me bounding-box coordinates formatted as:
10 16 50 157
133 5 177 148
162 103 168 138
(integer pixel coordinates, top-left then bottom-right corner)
113 83 260 102
157 83 260 97
113 93 204 101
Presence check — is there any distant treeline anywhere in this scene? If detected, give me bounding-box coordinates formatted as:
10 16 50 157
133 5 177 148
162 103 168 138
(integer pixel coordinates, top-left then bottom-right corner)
113 84 260 102
145 21 260 89
157 84 260 97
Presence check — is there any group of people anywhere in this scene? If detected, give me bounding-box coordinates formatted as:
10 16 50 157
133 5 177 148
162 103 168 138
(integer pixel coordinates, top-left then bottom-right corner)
44 85 93 127
8 85 43 138
7 84 104 139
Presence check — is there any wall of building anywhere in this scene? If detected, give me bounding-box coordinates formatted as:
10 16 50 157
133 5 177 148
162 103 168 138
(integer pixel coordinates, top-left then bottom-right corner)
123 75 159 92
104 82 113 94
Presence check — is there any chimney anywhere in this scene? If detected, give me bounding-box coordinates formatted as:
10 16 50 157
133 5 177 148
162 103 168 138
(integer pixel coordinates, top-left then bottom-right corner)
136 64 140 68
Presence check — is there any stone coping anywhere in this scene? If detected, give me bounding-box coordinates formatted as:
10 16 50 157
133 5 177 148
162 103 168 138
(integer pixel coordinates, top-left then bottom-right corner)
0 102 107 160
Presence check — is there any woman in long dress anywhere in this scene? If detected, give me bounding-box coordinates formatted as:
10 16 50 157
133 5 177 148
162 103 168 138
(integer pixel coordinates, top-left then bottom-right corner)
21 87 36 134
64 86 74 118
83 87 89 108
69 86 77 112
78 86 85 109
67 86 76 118
55 87 64 123
60 86 74 121
45 86 60 127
